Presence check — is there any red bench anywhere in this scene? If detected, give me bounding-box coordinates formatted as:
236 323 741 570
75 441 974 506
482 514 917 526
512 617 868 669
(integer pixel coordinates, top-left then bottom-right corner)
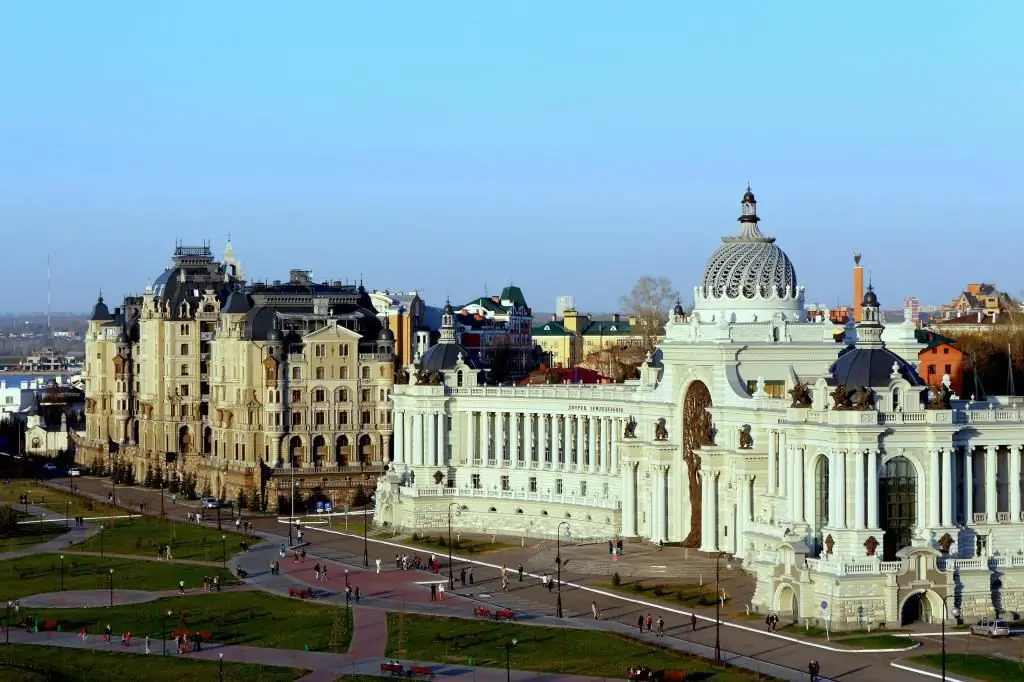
289 586 314 599
473 606 492 618
171 629 213 642
380 662 403 676
39 620 59 632
408 665 435 679
495 608 515 621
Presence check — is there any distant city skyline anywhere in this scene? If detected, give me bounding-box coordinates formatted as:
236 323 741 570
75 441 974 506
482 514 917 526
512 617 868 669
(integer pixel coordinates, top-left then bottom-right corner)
2 1 1021 312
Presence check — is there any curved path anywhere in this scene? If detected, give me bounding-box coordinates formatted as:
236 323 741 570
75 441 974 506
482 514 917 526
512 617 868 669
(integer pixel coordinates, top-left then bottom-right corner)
22 589 159 608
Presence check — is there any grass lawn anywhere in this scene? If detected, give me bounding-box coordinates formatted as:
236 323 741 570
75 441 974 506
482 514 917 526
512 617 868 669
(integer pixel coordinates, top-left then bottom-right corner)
0 480 100 518
23 591 350 652
597 580 733 609
909 653 1024 681
834 635 917 650
779 624 909 640
73 517 249 562
385 613 771 681
0 553 237 601
401 533 521 555
0 519 68 552
0 643 306 681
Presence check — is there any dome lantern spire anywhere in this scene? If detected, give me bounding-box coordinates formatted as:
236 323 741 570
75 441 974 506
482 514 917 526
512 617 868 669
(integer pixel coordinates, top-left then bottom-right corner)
737 186 768 240
439 299 457 344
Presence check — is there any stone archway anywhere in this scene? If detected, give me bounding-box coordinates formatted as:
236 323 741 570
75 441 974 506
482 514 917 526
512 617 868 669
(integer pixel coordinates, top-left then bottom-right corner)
288 436 303 467
775 584 798 616
177 425 191 454
358 434 374 464
311 435 326 467
681 381 714 547
900 589 942 626
336 435 350 466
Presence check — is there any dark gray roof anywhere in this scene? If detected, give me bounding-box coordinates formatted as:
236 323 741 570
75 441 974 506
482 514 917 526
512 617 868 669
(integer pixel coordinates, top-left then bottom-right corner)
828 346 925 388
222 291 253 314
89 296 113 322
419 342 479 373
377 327 395 342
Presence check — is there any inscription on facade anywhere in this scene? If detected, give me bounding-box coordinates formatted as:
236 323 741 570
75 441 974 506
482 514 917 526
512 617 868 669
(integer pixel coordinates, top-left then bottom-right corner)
567 404 625 414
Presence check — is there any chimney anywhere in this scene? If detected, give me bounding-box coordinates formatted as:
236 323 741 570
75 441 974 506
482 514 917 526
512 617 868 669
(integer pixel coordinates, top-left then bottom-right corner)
612 313 620 323
852 252 864 323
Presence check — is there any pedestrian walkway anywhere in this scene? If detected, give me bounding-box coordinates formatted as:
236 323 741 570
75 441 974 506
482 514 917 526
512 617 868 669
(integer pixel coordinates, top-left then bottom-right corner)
0 504 100 562
57 549 225 568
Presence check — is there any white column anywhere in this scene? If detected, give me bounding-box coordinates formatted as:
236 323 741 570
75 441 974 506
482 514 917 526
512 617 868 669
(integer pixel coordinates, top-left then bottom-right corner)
480 412 490 463
394 411 405 465
1011 445 1022 523
929 449 941 527
465 412 475 464
711 472 721 550
495 411 506 463
402 413 413 464
588 417 597 473
778 432 788 495
767 430 777 495
942 447 954 527
538 415 548 463
604 418 613 473
412 413 424 468
794 447 806 523
621 463 637 536
985 445 997 522
854 449 865 529
867 449 879 528
700 472 710 548
561 417 570 467
611 419 620 472
964 447 974 523
523 413 533 464
509 412 519 463
575 416 585 472
426 411 437 467
649 466 661 541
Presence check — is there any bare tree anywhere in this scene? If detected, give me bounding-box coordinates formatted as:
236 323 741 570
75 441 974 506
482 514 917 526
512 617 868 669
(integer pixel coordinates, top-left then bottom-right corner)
619 276 678 351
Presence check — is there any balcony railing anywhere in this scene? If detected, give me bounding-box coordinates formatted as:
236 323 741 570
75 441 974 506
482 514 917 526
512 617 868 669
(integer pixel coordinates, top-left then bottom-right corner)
200 332 216 342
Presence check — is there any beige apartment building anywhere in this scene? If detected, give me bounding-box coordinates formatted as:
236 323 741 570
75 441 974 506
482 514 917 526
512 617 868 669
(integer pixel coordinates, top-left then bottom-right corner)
75 243 395 510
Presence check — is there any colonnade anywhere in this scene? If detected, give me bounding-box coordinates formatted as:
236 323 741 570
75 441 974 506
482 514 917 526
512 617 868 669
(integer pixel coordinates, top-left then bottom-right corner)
392 411 449 467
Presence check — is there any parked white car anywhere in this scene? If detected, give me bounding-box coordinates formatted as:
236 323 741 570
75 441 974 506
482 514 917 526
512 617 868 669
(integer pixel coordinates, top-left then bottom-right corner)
200 497 219 509
68 467 82 477
970 619 1011 637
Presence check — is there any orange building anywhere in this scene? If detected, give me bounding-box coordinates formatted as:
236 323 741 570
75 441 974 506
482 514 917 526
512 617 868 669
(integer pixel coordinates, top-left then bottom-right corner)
915 329 964 397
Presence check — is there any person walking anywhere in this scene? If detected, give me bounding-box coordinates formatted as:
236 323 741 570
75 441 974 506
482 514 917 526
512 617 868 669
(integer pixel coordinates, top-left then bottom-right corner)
468 567 474 585
517 563 524 582
690 613 697 631
144 635 150 655
375 557 381 574
808 660 820 682
430 583 437 601
355 586 360 602
656 616 664 637
637 615 644 634
314 563 322 581
591 601 599 619
645 613 653 633
178 580 185 596
460 568 466 586
104 624 112 643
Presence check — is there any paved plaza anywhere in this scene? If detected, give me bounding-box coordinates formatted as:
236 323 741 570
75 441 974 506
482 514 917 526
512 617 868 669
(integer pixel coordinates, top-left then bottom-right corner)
14 476 1011 681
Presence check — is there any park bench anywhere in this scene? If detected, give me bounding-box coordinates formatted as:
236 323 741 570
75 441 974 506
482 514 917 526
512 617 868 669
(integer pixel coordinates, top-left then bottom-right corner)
473 606 492 618
379 662 404 675
39 620 59 632
495 608 515 621
289 586 314 599
408 665 435 679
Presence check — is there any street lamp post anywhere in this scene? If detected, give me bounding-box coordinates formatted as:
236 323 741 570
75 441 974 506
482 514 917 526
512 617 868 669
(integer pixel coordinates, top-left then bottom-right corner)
65 501 69 530
505 638 518 682
363 507 369 567
108 568 114 607
60 555 64 592
221 535 226 569
217 501 222 531
447 502 460 589
940 594 961 682
556 521 571 618
100 524 105 558
5 601 10 645
160 482 165 518
162 610 171 656
219 652 224 682
714 552 733 664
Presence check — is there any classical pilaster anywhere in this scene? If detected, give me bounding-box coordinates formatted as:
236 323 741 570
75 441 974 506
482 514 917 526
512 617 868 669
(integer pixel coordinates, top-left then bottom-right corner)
964 447 974 523
604 418 612 473
588 417 597 473
611 419 620 472
929 448 942 527
575 416 585 472
767 430 778 495
466 412 476 464
1011 445 1022 523
711 472 721 551
561 417 570 467
649 466 661 541
523 413 533 464
941 447 954 527
867 449 879 528
509 412 519 463
700 471 711 549
426 411 437 468
778 431 787 496
480 412 490 464
985 445 997 522
794 447 806 523
495 411 506 463
538 415 548 463
621 462 637 536
854 449 865 529
412 413 424 468
394 410 405 465
436 412 447 466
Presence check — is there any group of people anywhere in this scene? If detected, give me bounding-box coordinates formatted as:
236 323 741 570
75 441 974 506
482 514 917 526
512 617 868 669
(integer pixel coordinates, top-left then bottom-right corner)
313 563 330 581
395 553 438 572
635 612 665 636
201 575 222 592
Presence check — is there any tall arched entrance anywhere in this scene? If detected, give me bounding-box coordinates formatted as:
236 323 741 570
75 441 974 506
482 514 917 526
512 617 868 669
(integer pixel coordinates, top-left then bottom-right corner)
336 436 350 466
311 435 326 467
681 381 713 547
813 455 830 556
880 456 917 561
900 590 940 625
178 426 191 454
288 436 303 468
203 427 212 455
775 584 798 616
358 434 374 464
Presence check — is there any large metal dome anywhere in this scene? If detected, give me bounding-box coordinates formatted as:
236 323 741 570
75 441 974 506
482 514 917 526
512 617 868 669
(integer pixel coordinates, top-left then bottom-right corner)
698 188 798 301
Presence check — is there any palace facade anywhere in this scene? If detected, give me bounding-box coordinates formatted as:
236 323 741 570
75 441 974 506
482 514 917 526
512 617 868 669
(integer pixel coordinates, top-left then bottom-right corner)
76 243 395 509
379 189 1024 629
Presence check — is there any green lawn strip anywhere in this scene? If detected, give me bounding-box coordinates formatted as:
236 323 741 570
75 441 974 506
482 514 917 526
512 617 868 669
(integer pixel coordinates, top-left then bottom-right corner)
909 653 1024 681
0 553 237 601
834 635 917 650
0 481 100 518
596 580 732 609
74 517 249 562
0 520 67 552
23 592 349 652
0 643 306 681
385 612 772 681
779 624 910 641
400 533 520 555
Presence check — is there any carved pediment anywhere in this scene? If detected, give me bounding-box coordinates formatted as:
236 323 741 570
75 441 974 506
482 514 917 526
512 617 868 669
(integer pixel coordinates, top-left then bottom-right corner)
112 355 125 378
245 389 261 409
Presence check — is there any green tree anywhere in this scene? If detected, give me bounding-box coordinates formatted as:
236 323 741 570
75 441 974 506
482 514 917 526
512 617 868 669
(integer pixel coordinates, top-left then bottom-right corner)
0 506 19 537
236 488 248 511
352 484 370 507
143 465 153 488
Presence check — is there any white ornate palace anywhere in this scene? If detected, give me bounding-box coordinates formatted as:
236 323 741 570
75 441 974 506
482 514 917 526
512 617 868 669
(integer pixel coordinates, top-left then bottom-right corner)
376 189 1024 629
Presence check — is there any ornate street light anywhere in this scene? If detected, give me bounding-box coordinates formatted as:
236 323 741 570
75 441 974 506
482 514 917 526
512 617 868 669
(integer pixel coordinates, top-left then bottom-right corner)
714 552 733 663
556 522 571 618
447 502 461 589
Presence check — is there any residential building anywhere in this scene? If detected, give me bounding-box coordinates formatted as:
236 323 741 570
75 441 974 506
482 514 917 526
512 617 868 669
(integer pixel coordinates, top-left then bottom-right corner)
930 310 1024 334
24 381 85 455
532 309 642 369
0 380 35 420
454 286 534 378
380 188 1024 630
370 290 429 366
915 329 965 398
74 243 395 510
939 283 1005 319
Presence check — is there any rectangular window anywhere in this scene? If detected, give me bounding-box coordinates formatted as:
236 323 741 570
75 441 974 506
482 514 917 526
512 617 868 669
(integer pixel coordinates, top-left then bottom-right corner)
500 475 510 491
944 364 952 374
180 384 189 397
361 389 371 402
315 367 325 380
291 390 301 403
338 411 348 425
555 478 563 494
580 481 587 497
315 411 326 427
180 364 189 376
292 412 302 426
291 367 301 380
529 477 537 492
471 474 481 489
180 343 189 355
314 389 325 402
340 344 349 357
361 410 370 425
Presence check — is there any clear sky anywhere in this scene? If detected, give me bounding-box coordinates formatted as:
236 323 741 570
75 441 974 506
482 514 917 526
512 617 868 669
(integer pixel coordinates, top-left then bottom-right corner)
1 1 1021 314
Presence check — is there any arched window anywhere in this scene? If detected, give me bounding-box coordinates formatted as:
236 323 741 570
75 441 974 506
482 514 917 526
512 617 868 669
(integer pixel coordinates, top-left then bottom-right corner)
814 456 830 555
340 367 349 379
457 371 464 387
881 456 917 561
361 366 370 379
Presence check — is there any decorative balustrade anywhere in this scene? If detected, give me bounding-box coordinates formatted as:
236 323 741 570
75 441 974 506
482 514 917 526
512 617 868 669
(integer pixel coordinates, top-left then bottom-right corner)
997 511 1012 522
791 408 1024 426
939 555 1024 572
804 558 903 576
398 485 621 509
973 512 989 523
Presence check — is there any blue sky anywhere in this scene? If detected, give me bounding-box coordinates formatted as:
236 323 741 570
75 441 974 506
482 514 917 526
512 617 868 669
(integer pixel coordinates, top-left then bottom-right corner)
1 1 1021 314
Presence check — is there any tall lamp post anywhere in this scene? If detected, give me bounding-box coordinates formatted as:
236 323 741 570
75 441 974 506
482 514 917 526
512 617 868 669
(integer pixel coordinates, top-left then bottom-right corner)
160 482 165 518
447 503 461 589
65 501 69 530
5 600 11 645
362 506 369 567
221 535 226 569
217 501 222 531
162 609 172 656
100 524 105 558
555 521 571 618
714 552 733 664
108 568 114 607
940 593 961 682
60 555 64 592
505 638 518 682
